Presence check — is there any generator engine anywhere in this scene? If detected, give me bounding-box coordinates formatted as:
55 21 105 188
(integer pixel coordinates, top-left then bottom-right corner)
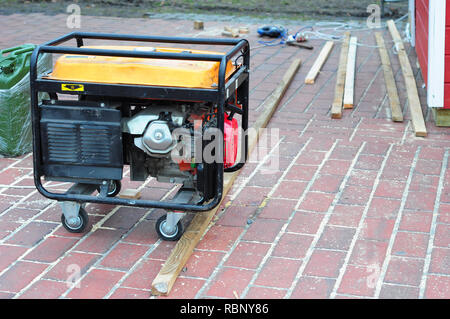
122 102 239 201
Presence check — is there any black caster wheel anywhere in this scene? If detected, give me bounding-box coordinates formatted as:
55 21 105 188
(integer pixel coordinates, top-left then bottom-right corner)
155 215 184 241
61 207 89 233
97 180 121 197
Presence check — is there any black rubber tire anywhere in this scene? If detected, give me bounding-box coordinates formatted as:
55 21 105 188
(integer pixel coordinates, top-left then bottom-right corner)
61 207 89 233
155 215 184 241
97 180 121 197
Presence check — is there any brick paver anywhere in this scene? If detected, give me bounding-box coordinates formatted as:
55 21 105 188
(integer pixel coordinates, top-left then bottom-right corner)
0 12 448 299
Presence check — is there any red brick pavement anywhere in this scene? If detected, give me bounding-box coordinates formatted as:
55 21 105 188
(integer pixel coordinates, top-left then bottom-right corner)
0 13 449 299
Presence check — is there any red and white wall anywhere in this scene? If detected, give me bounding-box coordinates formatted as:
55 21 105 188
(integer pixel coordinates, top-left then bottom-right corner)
412 0 449 108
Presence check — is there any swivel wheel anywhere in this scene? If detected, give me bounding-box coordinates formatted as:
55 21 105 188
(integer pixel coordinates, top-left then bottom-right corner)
97 180 121 197
155 214 184 241
61 207 89 233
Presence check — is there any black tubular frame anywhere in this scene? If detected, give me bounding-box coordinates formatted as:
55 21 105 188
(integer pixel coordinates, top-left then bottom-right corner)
29 32 250 212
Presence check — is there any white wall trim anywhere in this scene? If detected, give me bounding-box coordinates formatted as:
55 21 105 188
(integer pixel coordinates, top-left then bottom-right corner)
409 0 416 47
427 0 446 108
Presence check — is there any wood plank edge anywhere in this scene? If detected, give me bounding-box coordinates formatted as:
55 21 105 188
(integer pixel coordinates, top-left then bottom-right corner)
331 32 351 119
304 41 334 85
374 32 404 122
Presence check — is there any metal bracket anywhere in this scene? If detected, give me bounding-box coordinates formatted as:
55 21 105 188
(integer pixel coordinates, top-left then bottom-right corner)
60 201 82 228
59 183 98 228
162 211 185 236
98 181 109 198
162 187 200 234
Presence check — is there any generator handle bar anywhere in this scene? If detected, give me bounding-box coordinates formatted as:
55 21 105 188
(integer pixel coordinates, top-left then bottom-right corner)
38 45 224 62
43 31 244 47
39 31 249 63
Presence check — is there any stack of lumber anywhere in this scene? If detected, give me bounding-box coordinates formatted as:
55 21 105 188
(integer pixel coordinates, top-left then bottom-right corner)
327 20 427 137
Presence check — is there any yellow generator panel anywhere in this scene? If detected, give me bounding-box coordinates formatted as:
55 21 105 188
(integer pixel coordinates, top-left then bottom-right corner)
46 46 238 89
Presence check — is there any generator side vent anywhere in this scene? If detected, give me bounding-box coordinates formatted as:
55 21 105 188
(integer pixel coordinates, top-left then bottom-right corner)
46 123 79 163
39 102 123 181
44 123 114 165
80 125 113 165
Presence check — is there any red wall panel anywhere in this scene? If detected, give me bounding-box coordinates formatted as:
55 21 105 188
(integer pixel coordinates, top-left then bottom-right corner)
416 0 450 108
445 84 450 108
445 56 450 83
416 0 429 85
446 27 450 55
447 0 450 25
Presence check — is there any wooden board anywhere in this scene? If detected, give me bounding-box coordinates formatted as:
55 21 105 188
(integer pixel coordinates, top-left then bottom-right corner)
239 27 250 34
151 59 302 296
375 32 403 122
343 36 358 109
305 41 334 84
331 32 351 119
193 20 204 30
432 108 450 126
119 189 142 199
387 20 427 137
223 26 239 38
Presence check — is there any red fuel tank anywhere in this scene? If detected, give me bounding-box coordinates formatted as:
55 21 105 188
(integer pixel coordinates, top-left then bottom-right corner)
224 114 239 169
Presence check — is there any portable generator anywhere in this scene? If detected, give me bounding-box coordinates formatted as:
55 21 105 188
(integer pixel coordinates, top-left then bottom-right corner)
30 32 249 240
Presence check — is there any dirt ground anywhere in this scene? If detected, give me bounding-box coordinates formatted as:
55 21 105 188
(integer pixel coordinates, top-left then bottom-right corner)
0 0 408 20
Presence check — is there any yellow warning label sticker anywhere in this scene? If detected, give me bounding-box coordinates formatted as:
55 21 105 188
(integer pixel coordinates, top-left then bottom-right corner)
61 84 84 92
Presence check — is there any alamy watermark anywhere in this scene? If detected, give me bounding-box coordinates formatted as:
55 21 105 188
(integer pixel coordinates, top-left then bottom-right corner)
66 4 81 29
66 263 81 289
366 263 381 289
170 125 280 173
367 4 382 29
